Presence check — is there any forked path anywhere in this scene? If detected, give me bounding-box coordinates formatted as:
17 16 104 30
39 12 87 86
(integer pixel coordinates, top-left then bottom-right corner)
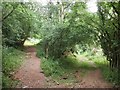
14 46 46 88
14 46 112 88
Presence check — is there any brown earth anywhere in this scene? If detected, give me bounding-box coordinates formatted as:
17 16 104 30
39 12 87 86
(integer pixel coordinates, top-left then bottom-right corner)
14 46 47 88
74 69 112 88
13 46 113 88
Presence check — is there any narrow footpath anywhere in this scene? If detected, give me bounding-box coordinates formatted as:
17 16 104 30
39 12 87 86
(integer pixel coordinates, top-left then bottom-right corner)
14 46 46 88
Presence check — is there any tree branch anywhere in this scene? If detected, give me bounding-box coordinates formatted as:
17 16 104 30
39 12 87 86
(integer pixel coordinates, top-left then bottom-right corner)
2 4 18 22
113 22 119 30
111 2 119 15
64 3 71 10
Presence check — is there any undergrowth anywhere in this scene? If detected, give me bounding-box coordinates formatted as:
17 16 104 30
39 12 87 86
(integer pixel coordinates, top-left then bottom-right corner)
37 45 119 87
84 51 120 87
2 46 25 88
38 47 96 85
40 56 92 84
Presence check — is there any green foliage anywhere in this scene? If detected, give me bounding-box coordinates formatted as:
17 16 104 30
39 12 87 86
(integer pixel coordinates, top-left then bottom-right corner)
2 2 41 47
2 46 25 88
37 23 69 58
101 67 120 87
97 2 120 70
2 75 19 88
40 57 80 84
40 57 62 77
2 1 119 87
38 47 103 86
38 2 97 59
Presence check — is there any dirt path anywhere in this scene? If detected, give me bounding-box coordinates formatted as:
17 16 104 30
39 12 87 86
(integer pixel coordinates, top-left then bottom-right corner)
14 46 46 88
75 69 112 88
13 46 112 88
73 57 112 88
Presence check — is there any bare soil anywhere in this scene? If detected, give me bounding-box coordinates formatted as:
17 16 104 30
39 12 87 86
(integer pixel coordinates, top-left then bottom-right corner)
14 46 46 88
74 69 112 88
13 46 112 88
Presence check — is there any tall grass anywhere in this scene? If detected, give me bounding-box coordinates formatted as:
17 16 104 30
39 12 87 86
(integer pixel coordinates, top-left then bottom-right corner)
2 46 25 88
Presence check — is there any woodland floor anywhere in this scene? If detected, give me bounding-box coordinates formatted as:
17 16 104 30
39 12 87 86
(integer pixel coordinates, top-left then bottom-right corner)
13 46 112 88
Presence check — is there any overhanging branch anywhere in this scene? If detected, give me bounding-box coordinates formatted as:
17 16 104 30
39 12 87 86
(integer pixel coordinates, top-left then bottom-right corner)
2 4 19 22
